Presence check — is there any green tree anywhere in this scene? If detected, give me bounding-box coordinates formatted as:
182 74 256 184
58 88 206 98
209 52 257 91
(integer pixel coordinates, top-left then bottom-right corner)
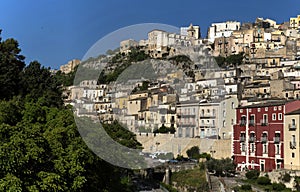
257 176 271 185
0 30 25 99
186 146 200 159
206 158 236 176
0 102 140 191
225 52 244 66
21 61 63 107
214 56 226 68
245 169 260 180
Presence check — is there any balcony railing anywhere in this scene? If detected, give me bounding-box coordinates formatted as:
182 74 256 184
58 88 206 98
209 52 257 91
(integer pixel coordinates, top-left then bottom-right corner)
261 122 268 126
199 124 216 128
274 137 280 143
240 121 246 126
239 137 246 142
200 114 216 118
181 114 196 117
290 141 297 149
289 124 296 130
249 121 255 126
261 137 268 143
249 137 256 142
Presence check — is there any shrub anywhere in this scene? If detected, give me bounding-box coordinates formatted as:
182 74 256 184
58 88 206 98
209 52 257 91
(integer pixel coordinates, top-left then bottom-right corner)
199 162 205 170
245 169 260 180
257 176 271 185
282 172 291 182
272 182 286 191
241 184 252 190
199 152 211 160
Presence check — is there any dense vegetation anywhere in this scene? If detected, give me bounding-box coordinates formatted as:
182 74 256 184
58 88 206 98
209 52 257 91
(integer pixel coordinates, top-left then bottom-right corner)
98 48 149 84
241 170 291 192
214 52 244 68
0 30 142 191
153 124 176 134
206 158 236 177
171 167 209 191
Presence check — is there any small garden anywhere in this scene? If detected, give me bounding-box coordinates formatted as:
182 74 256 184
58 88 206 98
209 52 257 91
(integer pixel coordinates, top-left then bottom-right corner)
233 169 292 192
170 167 209 192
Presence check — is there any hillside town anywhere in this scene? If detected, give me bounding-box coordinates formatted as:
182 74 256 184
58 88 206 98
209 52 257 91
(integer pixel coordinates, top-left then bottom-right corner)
60 14 300 177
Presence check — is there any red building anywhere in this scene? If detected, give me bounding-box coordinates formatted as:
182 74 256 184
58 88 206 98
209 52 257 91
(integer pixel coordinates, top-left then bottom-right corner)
233 100 300 172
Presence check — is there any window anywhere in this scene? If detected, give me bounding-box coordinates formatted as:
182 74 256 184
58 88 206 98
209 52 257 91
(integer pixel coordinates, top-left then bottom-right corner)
265 107 268 111
240 109 243 113
272 113 276 121
240 133 246 142
250 115 255 126
292 153 295 158
278 106 282 110
278 113 282 120
241 143 246 152
263 143 268 154
262 114 268 125
240 116 246 126
258 108 261 112
231 119 234 125
276 144 280 155
250 143 255 153
292 119 296 126
231 102 235 109
274 106 277 111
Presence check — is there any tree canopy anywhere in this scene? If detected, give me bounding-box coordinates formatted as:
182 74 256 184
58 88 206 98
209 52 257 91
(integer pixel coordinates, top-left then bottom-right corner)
0 29 142 191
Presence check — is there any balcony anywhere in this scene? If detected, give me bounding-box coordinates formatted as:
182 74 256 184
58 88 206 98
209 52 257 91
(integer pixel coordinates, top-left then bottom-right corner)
290 141 297 149
199 124 216 128
274 137 280 143
289 124 296 130
180 124 196 128
181 114 196 118
249 137 256 142
261 137 268 143
249 121 255 126
200 114 216 118
240 121 246 127
261 122 268 126
239 137 246 142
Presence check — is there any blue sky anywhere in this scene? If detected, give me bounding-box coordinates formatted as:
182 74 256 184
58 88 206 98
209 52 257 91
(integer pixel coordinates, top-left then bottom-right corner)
1 0 300 69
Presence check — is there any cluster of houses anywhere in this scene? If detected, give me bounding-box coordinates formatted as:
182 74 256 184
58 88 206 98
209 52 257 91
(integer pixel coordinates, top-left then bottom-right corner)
62 14 300 172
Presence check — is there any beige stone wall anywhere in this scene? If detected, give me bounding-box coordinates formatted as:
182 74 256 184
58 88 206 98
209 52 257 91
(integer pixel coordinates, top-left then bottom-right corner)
284 114 300 170
136 134 232 159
